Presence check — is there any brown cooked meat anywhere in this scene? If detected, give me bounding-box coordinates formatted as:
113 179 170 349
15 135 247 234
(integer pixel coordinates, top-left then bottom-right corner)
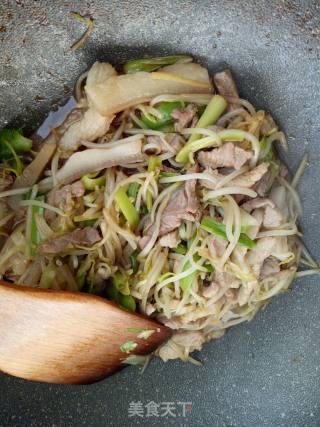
38 227 101 254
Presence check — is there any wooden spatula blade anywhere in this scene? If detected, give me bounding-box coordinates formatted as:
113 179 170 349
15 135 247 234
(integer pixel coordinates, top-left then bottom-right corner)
0 282 171 384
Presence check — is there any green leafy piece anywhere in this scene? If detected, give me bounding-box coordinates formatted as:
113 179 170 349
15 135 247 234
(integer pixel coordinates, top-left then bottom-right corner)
137 329 155 339
120 341 138 353
106 273 136 311
158 272 175 283
259 136 274 161
200 217 256 249
79 218 97 228
148 155 162 172
146 191 153 212
130 250 139 274
81 173 106 190
75 255 95 290
174 243 187 255
105 280 119 302
82 277 95 294
121 354 148 366
115 186 139 229
0 128 32 159
156 123 176 133
141 101 184 130
127 182 139 199
39 264 56 289
123 55 193 74
197 104 206 116
30 195 45 256
141 204 148 215
159 171 180 179
204 262 215 273
126 328 146 333
118 294 136 312
85 260 96 293
126 328 155 339
175 95 227 162
112 271 130 295
3 140 24 176
180 260 198 292
83 192 96 204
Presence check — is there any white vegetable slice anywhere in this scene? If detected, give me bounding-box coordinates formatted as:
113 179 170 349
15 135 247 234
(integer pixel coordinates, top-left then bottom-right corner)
85 63 212 116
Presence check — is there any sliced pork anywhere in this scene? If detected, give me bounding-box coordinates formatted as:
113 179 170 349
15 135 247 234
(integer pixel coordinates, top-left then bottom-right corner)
260 256 280 279
172 103 198 131
207 235 228 257
38 227 101 254
198 142 252 170
213 69 239 109
159 169 201 235
242 197 284 229
146 133 185 154
159 230 180 248
228 162 269 187
54 181 85 206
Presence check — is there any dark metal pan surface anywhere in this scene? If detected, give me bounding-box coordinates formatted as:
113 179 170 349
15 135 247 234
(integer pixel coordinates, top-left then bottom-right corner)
0 1 319 426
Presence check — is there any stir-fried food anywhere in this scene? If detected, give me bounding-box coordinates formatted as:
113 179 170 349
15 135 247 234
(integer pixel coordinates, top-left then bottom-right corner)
0 55 316 364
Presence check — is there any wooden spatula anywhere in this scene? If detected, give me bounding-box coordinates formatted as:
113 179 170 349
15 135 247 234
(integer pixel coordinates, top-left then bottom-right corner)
0 281 171 384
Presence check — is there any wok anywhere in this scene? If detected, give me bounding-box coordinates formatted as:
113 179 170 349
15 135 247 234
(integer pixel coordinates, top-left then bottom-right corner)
0 0 319 426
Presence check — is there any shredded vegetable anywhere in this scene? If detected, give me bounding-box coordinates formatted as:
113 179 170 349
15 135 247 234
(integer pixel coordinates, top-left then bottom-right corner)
114 187 139 229
69 11 95 52
120 341 138 353
176 95 227 162
123 55 193 74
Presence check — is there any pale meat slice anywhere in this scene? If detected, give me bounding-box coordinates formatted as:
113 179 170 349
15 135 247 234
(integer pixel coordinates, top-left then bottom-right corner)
202 272 241 303
246 236 281 277
202 281 220 298
253 170 271 196
38 227 101 254
165 134 186 153
237 281 257 306
171 104 198 131
171 330 206 350
53 181 85 206
159 188 200 236
157 331 206 361
260 256 280 279
213 69 239 109
263 205 283 228
198 142 252 170
207 235 228 257
199 168 221 189
269 185 289 223
200 163 269 193
145 133 185 154
215 271 241 289
159 230 180 248
59 108 115 153
242 197 274 212
139 167 201 249
228 162 269 187
158 166 201 236
242 197 283 229
246 237 277 265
